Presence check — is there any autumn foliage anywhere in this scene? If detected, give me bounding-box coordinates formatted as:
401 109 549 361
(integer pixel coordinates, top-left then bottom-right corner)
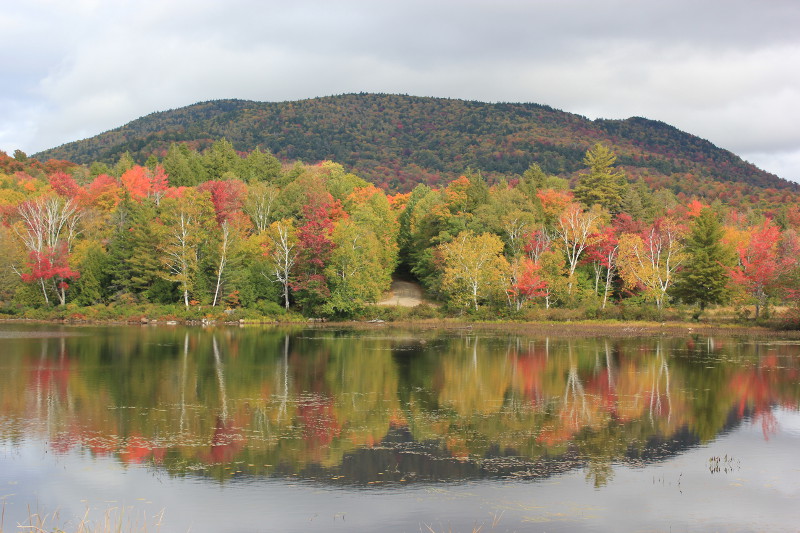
2 141 800 321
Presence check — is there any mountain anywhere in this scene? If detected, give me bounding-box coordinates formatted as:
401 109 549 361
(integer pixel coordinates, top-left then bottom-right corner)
33 93 794 193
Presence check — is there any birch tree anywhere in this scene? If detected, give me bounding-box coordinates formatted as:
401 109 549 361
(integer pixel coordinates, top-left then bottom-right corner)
156 190 216 307
553 203 602 295
244 182 279 233
438 231 508 310
265 219 298 310
618 218 685 310
13 195 83 305
212 220 236 307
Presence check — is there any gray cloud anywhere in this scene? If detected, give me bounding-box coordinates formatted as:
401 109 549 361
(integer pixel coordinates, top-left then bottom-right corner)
1 0 799 182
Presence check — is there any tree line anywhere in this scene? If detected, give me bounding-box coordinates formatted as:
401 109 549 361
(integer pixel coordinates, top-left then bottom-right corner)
1 140 799 322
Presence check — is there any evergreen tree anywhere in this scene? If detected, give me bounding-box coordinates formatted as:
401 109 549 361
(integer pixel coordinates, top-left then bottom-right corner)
519 163 548 196
145 154 159 170
89 161 113 179
72 242 112 305
106 195 174 302
114 151 136 177
620 180 653 223
464 168 489 212
672 208 734 317
163 143 207 186
574 143 627 213
239 147 281 183
203 138 240 180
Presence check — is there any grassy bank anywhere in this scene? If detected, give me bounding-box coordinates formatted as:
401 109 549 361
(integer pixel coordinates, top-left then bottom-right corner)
2 308 799 339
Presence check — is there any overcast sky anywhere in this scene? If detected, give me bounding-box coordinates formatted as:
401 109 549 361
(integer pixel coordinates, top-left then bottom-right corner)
2 0 799 181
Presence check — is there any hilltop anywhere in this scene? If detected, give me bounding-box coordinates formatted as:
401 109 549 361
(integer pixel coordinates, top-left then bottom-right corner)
33 93 794 195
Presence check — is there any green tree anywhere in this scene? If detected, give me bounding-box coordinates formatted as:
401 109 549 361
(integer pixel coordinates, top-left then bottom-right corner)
672 208 734 317
473 185 539 257
156 189 216 306
107 196 165 301
399 185 451 290
203 138 240 180
574 143 627 213
0 225 24 303
114 152 135 177
620 180 654 223
239 147 281 183
519 163 548 196
71 241 112 305
346 185 399 276
323 219 388 317
517 163 568 200
463 168 489 212
163 143 207 186
89 161 113 179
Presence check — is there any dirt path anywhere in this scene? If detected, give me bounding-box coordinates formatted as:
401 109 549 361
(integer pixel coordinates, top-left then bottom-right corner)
376 280 428 307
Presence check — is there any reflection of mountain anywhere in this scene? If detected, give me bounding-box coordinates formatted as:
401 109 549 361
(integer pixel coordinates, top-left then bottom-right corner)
170 413 738 487
0 325 798 488
626 405 753 466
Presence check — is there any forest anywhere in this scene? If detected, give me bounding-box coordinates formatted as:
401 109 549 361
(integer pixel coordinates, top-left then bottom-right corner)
2 138 800 325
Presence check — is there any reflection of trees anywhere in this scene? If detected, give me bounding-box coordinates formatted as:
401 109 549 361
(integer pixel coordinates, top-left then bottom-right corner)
180 333 188 432
647 342 671 424
562 348 589 431
277 334 290 422
1 327 799 486
212 336 228 422
31 337 75 452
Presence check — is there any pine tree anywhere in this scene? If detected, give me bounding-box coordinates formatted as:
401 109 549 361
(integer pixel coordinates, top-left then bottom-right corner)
574 143 627 213
672 208 734 317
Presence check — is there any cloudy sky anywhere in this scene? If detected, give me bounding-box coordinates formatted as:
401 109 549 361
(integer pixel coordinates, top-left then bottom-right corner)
2 0 799 181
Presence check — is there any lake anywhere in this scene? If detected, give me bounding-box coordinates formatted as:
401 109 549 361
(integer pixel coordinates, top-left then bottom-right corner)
0 323 799 532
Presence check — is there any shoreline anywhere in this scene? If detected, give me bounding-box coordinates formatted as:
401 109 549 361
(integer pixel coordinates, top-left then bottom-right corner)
2 316 798 339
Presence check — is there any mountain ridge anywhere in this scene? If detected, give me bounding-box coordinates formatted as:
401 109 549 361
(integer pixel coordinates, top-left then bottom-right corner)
32 93 793 193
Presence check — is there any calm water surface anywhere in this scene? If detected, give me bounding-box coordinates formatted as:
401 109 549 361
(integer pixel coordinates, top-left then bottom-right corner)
0 324 799 532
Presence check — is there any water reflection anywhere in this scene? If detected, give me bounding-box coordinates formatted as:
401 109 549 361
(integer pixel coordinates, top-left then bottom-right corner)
0 325 799 488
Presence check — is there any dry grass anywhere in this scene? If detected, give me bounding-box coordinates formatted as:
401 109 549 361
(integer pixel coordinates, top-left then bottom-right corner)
423 511 505 533
318 317 800 339
1 504 164 533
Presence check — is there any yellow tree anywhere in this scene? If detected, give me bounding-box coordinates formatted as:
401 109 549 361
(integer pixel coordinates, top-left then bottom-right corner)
438 231 508 310
346 185 399 276
538 250 569 308
617 218 686 309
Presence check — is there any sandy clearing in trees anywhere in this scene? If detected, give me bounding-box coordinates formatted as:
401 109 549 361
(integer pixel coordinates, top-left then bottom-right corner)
376 280 430 307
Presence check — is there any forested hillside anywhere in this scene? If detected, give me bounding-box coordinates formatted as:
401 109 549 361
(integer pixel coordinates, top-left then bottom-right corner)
33 94 793 197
